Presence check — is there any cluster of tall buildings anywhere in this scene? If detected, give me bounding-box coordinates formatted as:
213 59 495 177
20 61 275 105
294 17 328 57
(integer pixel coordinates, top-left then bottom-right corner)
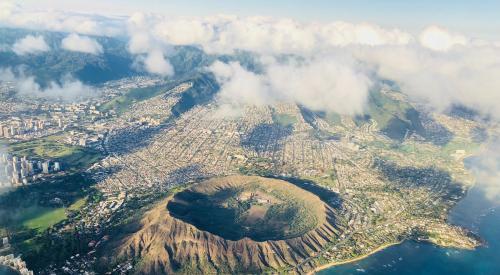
0 117 64 139
0 154 61 188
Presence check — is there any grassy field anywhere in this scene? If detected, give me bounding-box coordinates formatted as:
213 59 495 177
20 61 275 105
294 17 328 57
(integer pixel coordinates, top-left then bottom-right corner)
0 191 90 271
0 135 99 233
0 172 95 266
68 197 87 211
7 136 102 171
0 133 101 270
0 137 98 233
22 207 67 233
22 197 86 232
0 205 66 232
383 136 479 162
1 196 87 232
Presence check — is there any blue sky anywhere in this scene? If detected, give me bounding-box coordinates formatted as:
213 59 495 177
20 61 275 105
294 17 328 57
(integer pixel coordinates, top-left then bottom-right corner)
19 0 500 39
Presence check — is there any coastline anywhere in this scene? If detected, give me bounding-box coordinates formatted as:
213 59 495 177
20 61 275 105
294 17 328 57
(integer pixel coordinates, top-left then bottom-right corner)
306 241 403 275
305 140 488 274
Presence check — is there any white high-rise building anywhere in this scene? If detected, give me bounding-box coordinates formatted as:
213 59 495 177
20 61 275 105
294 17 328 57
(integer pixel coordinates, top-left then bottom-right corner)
3 127 10 138
12 172 20 185
27 162 34 174
20 168 27 178
54 162 61 172
42 162 50 174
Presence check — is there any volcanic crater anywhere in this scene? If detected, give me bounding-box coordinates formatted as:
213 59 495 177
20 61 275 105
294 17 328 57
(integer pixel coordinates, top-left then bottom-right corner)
113 175 343 274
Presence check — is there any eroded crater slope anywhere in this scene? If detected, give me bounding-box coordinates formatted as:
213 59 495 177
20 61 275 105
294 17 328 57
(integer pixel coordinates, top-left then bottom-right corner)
112 175 342 274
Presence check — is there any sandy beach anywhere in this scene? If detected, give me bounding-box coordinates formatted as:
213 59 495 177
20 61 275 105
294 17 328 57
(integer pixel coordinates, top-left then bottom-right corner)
307 241 403 275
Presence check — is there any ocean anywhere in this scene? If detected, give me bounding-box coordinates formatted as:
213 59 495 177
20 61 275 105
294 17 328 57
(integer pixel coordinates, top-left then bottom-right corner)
0 266 18 275
319 157 500 275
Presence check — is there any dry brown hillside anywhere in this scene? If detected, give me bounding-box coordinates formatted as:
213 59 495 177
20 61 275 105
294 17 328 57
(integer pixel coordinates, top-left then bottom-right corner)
106 176 343 274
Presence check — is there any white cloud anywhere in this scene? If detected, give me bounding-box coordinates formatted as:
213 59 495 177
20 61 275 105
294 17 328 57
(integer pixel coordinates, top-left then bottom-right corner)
356 44 500 118
0 1 17 19
127 12 155 54
419 26 468 51
127 13 174 76
61 33 103 54
12 34 50 55
149 16 413 55
129 15 500 119
2 5 500 202
210 57 372 115
18 76 96 101
2 5 500 122
210 61 271 114
0 43 10 52
0 67 15 81
141 49 174 76
266 57 372 115
0 67 96 101
468 138 500 204
0 2 124 36
202 22 500 121
0 4 414 54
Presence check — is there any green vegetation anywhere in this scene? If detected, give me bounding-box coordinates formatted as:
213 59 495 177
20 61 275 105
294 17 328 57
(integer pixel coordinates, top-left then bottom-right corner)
440 137 480 157
0 206 65 233
358 90 424 141
362 90 413 129
239 166 273 177
239 157 274 176
100 73 218 119
303 170 339 189
359 90 454 145
374 136 479 163
99 84 173 114
0 28 135 86
0 173 96 270
68 197 87 211
272 113 297 127
171 73 219 117
7 136 102 171
168 176 322 241
22 207 67 233
316 111 342 126
311 128 342 141
0 132 103 271
0 174 93 229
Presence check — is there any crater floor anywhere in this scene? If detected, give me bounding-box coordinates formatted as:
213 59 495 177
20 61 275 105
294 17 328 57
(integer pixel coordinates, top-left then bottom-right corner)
167 175 325 241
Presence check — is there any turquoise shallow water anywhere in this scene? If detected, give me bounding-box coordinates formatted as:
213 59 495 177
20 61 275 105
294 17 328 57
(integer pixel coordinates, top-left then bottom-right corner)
319 158 500 275
0 266 18 275
319 208 500 275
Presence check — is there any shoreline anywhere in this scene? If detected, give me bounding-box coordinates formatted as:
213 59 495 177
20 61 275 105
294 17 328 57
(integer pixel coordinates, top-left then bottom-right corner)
306 241 403 275
306 140 488 274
